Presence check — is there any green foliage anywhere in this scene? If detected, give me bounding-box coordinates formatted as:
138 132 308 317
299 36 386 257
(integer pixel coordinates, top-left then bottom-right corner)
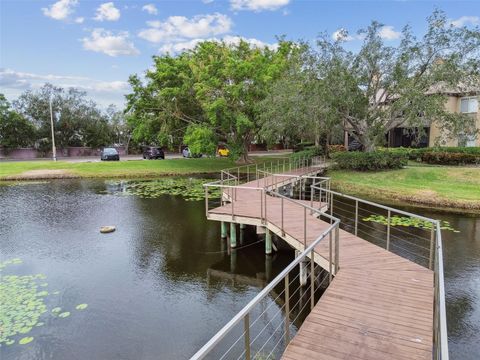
385 146 480 164
290 147 324 161
104 178 221 201
332 151 408 171
0 94 37 149
12 84 116 149
421 151 480 165
0 259 89 347
183 125 217 156
363 215 459 232
126 40 300 160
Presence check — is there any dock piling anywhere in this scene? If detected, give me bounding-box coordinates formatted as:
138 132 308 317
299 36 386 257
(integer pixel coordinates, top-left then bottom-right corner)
265 228 272 254
230 223 237 248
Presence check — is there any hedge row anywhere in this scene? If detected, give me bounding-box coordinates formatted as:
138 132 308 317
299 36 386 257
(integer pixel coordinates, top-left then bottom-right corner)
332 151 408 171
421 152 480 165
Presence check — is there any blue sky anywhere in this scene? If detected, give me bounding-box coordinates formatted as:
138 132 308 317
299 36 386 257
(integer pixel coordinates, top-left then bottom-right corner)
1 0 479 107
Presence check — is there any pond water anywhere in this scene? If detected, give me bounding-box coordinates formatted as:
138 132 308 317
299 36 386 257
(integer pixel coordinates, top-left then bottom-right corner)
0 179 478 359
0 179 297 360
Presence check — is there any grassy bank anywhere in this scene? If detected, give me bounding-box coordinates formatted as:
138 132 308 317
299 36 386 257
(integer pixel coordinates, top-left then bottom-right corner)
0 158 238 180
329 165 480 212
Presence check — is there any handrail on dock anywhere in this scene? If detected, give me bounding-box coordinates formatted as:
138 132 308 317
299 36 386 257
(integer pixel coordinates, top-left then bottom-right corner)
197 155 448 360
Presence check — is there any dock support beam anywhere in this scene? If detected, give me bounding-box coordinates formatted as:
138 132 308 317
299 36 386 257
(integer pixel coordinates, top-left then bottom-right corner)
240 223 246 230
297 250 308 286
221 221 228 238
265 228 272 255
230 223 237 248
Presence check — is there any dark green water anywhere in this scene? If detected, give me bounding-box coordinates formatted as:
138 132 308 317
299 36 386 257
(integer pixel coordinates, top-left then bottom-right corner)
0 179 295 360
0 179 478 359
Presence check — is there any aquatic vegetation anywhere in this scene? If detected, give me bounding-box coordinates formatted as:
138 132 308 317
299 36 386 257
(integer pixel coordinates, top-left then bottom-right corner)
363 215 459 232
0 259 89 347
106 178 221 201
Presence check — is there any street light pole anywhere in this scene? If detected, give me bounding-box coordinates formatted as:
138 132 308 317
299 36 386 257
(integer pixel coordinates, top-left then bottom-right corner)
49 96 57 161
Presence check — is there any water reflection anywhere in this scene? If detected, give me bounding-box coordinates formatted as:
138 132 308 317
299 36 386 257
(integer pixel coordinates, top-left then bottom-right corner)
0 180 294 360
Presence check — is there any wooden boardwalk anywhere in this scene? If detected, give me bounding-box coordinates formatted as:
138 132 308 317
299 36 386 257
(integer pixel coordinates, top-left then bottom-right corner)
208 167 434 360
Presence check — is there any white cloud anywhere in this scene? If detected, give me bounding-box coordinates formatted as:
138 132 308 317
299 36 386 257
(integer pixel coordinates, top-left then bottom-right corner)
450 16 480 28
142 4 158 15
0 68 129 107
75 17 84 24
159 35 277 54
332 28 355 41
378 25 401 40
42 0 78 21
94 2 121 22
230 0 289 12
138 13 232 43
82 29 139 57
332 26 400 41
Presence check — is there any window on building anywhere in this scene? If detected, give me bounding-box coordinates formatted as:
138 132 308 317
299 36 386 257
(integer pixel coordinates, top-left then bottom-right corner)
460 97 478 113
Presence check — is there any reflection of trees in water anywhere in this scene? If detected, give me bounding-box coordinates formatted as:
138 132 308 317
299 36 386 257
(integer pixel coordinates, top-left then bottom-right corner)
129 196 294 288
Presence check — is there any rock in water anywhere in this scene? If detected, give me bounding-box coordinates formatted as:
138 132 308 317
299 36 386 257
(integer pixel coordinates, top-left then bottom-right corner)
100 226 116 233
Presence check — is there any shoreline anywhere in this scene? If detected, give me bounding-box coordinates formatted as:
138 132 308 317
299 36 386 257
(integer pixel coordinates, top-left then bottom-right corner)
331 180 480 215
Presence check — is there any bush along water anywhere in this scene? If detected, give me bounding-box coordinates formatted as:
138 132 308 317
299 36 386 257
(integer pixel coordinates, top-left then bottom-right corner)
331 151 408 171
381 146 480 165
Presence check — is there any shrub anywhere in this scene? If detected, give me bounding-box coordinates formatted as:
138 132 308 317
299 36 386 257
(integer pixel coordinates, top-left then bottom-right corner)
327 144 347 154
290 146 324 161
293 141 315 152
421 151 480 165
382 147 480 162
332 151 408 171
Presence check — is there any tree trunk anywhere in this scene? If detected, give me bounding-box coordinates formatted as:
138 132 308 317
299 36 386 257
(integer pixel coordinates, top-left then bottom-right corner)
236 137 252 164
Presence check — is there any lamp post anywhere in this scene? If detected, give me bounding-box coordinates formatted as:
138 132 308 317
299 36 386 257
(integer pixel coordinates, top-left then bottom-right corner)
49 96 57 161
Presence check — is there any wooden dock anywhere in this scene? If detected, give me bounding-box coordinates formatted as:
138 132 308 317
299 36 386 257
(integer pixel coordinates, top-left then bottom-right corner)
207 166 434 360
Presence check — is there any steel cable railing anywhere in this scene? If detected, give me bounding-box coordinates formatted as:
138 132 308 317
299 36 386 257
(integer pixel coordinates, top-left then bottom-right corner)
198 155 448 360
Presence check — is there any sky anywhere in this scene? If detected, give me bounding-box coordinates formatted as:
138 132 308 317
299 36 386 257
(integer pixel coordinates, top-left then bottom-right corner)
1 0 479 108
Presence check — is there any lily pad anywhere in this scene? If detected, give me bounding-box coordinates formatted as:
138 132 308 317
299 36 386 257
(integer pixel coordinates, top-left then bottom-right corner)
51 307 62 314
58 312 70 318
75 304 88 310
19 337 34 345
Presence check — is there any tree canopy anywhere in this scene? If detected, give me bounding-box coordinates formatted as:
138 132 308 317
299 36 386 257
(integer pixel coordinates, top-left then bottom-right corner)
0 94 37 149
270 10 480 151
126 39 300 161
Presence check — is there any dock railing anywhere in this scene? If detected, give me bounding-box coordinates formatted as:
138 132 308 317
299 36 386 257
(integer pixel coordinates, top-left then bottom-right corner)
307 185 449 360
190 220 340 360
199 156 448 360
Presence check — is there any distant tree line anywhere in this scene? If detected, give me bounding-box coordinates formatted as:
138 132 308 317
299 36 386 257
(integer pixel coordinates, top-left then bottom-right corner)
125 10 479 161
0 84 131 153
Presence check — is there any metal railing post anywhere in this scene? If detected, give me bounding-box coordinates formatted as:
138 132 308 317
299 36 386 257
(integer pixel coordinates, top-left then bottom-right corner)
231 194 235 221
386 210 391 250
244 314 250 360
260 190 264 224
310 184 313 214
284 274 290 343
310 250 315 310
281 196 284 236
330 192 334 224
304 206 307 250
354 200 359 236
429 225 435 270
205 187 209 217
335 223 340 274
329 231 333 284
264 189 268 223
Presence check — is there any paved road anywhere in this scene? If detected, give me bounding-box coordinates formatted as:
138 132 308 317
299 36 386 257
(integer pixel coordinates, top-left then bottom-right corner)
0 151 293 163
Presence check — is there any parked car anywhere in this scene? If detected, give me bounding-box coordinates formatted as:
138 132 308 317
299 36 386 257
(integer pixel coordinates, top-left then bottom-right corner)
217 146 229 157
182 146 202 158
143 146 165 160
348 139 363 151
101 147 120 161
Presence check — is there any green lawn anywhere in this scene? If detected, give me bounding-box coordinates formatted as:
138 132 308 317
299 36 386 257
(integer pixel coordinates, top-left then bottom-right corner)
329 165 480 211
0 156 287 180
0 158 237 179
